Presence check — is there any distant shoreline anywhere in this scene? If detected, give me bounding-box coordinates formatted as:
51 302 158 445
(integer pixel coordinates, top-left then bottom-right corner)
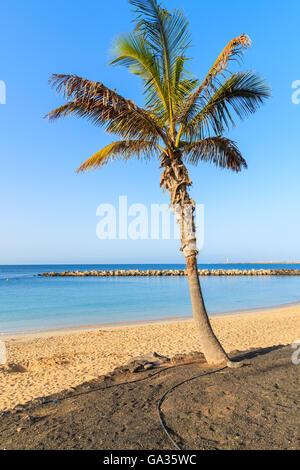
1 262 300 266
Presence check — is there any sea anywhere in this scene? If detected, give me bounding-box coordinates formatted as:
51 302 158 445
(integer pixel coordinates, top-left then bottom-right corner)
0 264 300 335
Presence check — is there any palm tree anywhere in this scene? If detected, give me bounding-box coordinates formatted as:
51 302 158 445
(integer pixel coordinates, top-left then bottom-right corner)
46 0 270 365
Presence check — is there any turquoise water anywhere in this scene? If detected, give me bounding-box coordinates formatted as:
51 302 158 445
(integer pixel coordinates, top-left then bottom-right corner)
1 264 300 334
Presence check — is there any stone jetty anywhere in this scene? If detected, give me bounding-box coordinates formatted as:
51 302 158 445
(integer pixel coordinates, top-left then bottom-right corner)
39 268 300 277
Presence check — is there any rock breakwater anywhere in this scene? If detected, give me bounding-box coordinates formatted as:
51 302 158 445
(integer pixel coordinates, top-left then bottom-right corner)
39 268 300 277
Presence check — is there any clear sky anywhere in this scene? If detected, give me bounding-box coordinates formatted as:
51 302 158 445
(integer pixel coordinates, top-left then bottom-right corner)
0 0 299 265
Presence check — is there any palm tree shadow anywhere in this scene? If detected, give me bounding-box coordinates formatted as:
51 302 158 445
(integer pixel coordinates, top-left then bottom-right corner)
229 344 285 363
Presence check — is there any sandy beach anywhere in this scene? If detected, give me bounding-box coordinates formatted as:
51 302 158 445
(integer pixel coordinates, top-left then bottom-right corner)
1 304 300 412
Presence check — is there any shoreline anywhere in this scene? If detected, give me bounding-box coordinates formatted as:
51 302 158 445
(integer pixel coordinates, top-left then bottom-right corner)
2 299 300 340
2 262 300 266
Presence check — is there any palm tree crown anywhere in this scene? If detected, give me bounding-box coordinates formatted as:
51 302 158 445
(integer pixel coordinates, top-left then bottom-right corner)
46 0 270 177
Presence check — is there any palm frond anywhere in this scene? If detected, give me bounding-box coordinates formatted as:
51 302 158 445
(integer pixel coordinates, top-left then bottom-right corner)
183 72 271 141
201 33 251 87
77 140 160 172
131 0 191 60
177 34 251 124
45 74 168 143
172 56 199 109
47 74 138 105
181 137 247 172
110 33 168 117
129 0 191 126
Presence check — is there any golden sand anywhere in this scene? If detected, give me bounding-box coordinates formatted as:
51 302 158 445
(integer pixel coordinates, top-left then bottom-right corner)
1 304 299 411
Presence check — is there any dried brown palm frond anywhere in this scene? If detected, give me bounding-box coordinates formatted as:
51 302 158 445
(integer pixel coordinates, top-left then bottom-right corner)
201 34 251 87
181 137 247 172
77 140 160 173
176 34 251 124
47 99 159 142
45 74 169 144
48 74 138 108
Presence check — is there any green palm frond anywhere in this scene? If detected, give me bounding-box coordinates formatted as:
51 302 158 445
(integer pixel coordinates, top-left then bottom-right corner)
183 72 271 141
129 0 191 130
110 33 167 117
181 137 247 172
131 0 191 61
77 140 160 172
172 56 199 109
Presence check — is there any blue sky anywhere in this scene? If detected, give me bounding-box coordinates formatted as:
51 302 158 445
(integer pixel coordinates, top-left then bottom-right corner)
0 0 299 264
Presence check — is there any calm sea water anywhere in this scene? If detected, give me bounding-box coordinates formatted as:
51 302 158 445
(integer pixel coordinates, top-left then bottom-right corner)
1 264 300 334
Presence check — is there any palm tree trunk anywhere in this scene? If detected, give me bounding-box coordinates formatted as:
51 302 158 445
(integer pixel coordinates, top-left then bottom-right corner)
174 202 230 365
161 151 233 365
185 252 229 364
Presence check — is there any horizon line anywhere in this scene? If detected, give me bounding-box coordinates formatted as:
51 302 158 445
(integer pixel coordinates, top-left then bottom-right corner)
1 261 300 266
